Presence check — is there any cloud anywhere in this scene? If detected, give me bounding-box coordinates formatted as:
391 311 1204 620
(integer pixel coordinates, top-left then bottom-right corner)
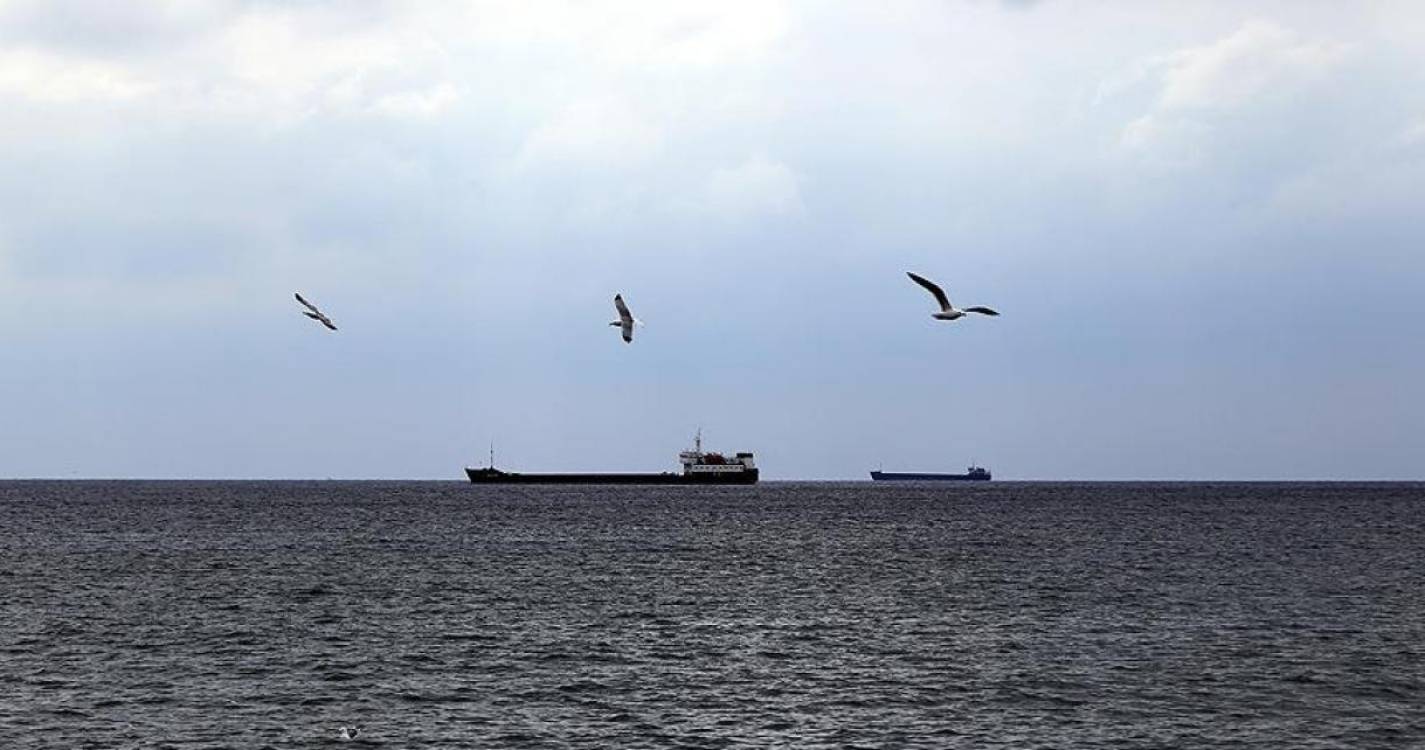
1157 21 1345 111
705 156 803 219
368 82 459 118
0 0 226 56
470 0 791 70
0 2 793 135
515 96 665 169
0 2 459 124
0 47 153 102
1398 116 1425 147
1118 21 1348 156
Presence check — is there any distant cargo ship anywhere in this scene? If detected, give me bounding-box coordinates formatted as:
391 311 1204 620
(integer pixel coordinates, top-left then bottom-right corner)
869 466 991 481
465 433 758 485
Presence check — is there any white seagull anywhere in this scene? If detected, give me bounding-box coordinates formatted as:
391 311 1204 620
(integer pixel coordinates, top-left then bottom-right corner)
906 272 999 321
609 294 642 344
294 293 338 331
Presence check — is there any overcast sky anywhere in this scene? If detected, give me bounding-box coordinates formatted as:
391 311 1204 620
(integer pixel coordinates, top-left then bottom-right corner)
1 1 1422 479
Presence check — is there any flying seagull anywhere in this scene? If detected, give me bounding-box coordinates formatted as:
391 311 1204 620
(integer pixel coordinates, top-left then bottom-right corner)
294 293 337 331
906 272 999 321
610 294 641 343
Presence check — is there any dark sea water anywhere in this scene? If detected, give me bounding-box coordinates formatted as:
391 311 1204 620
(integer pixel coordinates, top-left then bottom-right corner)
1 481 1422 749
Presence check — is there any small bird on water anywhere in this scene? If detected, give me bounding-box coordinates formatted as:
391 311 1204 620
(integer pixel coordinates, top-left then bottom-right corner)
294 293 338 331
610 294 642 343
906 272 999 321
339 726 360 741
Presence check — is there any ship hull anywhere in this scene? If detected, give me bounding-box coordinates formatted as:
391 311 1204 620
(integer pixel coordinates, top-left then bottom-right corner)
466 468 758 485
869 471 991 482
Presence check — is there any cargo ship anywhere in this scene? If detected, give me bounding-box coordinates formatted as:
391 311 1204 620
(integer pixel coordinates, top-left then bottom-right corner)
465 433 758 485
869 465 991 481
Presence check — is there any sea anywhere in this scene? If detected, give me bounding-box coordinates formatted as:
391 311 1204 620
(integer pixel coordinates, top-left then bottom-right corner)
1 481 1421 748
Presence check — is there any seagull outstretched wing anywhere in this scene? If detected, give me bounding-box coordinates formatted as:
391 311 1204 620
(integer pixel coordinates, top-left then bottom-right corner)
907 272 952 312
614 294 635 343
963 306 999 316
295 292 337 331
295 292 321 314
614 294 633 324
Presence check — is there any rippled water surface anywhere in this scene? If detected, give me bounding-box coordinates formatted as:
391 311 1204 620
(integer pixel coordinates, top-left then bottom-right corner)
1 481 1422 748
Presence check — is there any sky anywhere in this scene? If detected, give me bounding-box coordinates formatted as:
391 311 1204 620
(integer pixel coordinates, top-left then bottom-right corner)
1 0 1422 479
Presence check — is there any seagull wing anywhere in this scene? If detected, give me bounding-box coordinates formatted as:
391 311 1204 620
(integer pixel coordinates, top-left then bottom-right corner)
301 305 337 331
295 293 322 315
907 272 952 312
614 294 633 325
621 321 634 343
964 306 999 316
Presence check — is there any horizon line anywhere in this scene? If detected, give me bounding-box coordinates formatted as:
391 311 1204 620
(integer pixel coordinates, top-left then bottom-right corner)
1 476 1422 483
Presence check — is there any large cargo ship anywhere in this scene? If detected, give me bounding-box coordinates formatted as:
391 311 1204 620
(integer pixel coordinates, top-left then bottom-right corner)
869 466 991 482
465 433 758 485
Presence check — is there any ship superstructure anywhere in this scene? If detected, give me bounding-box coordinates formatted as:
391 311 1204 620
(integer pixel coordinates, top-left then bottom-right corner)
677 431 757 481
